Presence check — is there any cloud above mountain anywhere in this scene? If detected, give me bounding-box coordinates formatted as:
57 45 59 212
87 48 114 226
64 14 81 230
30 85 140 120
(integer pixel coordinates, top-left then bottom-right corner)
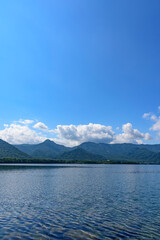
53 123 115 146
33 122 49 131
0 118 154 146
113 123 152 144
53 122 152 146
0 123 46 144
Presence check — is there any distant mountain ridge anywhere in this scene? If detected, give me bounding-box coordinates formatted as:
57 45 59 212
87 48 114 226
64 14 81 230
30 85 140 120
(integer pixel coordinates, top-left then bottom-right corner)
79 142 160 163
14 139 160 163
14 139 69 159
0 138 156 163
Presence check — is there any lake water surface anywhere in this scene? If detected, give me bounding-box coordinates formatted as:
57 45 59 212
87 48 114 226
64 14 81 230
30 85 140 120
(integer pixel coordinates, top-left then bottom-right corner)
0 164 160 239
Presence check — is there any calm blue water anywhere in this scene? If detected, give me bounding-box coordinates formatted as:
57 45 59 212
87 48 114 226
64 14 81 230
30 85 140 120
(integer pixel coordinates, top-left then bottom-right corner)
0 164 160 239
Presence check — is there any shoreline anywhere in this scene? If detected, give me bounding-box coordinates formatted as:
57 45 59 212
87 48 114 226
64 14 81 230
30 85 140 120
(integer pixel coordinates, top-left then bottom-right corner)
0 158 159 165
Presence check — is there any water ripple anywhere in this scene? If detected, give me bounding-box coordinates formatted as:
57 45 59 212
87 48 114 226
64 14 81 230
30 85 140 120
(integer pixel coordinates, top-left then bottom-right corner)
0 164 160 239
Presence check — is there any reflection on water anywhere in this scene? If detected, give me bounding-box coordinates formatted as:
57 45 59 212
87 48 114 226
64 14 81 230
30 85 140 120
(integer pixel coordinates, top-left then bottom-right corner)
0 164 160 239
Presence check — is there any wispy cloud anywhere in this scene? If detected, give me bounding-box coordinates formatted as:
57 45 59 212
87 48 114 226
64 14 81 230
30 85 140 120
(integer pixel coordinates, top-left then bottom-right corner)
142 113 151 119
143 106 160 138
15 119 34 125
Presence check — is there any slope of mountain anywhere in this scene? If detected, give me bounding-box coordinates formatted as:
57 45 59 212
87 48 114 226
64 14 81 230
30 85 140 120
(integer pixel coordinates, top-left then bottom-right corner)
138 144 160 153
78 142 137 158
56 148 107 162
15 139 69 159
79 142 160 163
0 139 30 159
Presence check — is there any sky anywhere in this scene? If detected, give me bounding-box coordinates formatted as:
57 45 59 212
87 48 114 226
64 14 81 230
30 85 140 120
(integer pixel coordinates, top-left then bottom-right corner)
0 0 160 146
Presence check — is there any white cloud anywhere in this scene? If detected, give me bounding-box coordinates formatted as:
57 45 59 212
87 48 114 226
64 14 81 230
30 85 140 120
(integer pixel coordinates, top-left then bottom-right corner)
53 123 152 146
33 122 48 131
33 121 54 133
54 123 115 146
0 123 46 144
17 119 34 125
142 113 157 121
143 107 160 136
142 113 158 121
150 118 160 131
150 115 158 121
112 123 152 144
142 113 151 119
0 120 154 146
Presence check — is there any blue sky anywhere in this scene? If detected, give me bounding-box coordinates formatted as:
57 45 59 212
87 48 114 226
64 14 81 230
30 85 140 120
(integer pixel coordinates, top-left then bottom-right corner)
0 0 160 146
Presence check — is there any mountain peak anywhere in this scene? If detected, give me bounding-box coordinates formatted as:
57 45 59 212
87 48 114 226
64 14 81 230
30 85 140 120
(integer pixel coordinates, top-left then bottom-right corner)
43 139 54 144
15 139 69 159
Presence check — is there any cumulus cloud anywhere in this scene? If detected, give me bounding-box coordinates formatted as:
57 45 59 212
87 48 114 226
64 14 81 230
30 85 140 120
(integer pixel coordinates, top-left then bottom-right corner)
112 123 152 144
53 123 115 146
33 122 54 133
0 123 46 144
52 123 152 146
0 119 154 146
33 122 48 131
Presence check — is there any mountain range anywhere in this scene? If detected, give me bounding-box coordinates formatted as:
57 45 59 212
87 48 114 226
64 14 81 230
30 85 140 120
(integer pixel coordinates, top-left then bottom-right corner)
0 138 160 163
14 139 160 163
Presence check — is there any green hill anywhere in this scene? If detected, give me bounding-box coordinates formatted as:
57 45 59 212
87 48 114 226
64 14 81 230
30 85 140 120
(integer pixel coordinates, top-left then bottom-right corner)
15 139 69 159
56 148 107 162
0 139 30 159
138 144 160 153
79 142 160 163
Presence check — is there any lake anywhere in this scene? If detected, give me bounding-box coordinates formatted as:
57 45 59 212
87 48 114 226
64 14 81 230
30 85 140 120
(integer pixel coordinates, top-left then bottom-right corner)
0 164 160 239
